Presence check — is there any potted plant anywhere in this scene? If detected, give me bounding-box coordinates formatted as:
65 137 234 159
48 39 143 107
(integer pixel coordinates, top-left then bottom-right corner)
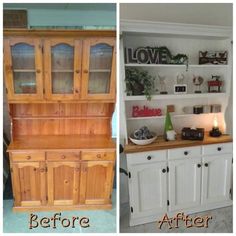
125 68 155 100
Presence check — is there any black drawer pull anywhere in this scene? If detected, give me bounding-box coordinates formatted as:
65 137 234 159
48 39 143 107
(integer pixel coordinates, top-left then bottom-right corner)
217 147 222 151
205 163 208 167
162 168 166 173
147 156 152 160
197 164 201 168
184 151 188 156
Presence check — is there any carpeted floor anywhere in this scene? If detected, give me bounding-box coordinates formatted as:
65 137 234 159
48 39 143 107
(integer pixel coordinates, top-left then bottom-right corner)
3 190 116 233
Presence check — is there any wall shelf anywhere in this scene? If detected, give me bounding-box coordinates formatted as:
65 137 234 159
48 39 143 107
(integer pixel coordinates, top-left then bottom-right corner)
127 112 222 121
125 63 229 69
124 93 227 101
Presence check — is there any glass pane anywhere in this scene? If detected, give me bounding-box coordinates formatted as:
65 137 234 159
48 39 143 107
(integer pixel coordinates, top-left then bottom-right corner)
51 44 74 94
88 72 111 94
89 43 113 70
51 44 74 70
88 43 113 94
11 43 35 70
13 72 36 94
52 72 73 94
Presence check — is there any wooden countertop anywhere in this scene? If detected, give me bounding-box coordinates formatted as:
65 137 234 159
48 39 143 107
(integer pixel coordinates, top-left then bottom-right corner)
8 135 116 151
124 134 232 154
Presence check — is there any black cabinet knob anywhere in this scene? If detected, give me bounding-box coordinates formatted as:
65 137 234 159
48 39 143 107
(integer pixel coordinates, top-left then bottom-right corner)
184 151 188 156
162 169 166 173
217 147 222 151
205 163 208 167
147 156 152 160
197 164 201 168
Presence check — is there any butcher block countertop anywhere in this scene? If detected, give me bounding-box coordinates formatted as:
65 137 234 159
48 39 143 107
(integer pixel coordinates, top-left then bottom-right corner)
8 135 116 151
124 134 232 154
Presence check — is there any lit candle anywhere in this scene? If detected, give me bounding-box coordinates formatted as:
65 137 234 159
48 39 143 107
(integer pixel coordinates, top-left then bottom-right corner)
213 116 218 129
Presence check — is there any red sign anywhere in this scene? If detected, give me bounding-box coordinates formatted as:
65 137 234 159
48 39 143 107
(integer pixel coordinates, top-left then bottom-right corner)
132 106 162 117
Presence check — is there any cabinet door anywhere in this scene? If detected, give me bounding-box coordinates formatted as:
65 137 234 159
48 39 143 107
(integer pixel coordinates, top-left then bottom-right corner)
4 38 43 100
47 162 80 206
202 154 232 204
80 161 114 204
11 161 46 207
81 38 116 100
168 157 201 211
129 161 167 219
44 39 82 100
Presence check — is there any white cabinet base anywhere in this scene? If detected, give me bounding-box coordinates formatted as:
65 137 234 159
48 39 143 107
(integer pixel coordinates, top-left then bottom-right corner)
129 200 232 226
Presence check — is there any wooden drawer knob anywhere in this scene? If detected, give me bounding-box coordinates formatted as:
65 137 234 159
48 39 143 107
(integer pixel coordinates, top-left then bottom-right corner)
75 69 80 74
61 155 66 159
26 156 31 160
36 69 41 73
97 154 101 158
83 69 88 73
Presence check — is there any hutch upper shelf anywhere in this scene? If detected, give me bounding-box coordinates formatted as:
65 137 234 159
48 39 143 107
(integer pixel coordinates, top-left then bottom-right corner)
4 29 116 102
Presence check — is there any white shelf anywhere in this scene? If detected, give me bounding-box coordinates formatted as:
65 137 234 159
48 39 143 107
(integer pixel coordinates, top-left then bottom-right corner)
124 93 227 101
127 112 221 121
125 63 229 68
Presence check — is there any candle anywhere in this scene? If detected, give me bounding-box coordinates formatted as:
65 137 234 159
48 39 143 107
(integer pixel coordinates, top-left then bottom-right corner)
213 116 218 129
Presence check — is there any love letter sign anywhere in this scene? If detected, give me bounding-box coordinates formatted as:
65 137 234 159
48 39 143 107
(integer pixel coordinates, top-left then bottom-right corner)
125 47 169 64
132 106 162 117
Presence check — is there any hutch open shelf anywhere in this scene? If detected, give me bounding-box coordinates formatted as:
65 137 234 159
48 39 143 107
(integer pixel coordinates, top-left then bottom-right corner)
4 29 116 212
120 20 233 226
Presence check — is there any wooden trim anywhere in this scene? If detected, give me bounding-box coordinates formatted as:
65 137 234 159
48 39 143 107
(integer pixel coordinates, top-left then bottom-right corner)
8 100 116 104
13 203 112 212
125 134 233 154
4 29 116 37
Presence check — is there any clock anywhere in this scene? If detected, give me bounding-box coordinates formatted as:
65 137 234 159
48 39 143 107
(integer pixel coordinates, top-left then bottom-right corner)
174 84 187 94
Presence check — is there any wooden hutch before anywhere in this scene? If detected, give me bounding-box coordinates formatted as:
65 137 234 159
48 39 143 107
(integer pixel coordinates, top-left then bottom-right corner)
3 29 116 211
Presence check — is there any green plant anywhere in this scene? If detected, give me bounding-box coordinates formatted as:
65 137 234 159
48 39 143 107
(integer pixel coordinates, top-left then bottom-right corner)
125 68 155 100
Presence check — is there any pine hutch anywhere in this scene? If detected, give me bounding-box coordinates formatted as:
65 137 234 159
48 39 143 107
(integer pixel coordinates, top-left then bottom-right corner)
3 29 116 212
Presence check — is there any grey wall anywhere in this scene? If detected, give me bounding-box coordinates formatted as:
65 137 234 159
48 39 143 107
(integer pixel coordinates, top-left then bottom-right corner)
120 3 232 26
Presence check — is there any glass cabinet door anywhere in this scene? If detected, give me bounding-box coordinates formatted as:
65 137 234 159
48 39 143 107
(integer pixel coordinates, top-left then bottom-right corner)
44 39 81 100
4 39 43 100
82 38 116 100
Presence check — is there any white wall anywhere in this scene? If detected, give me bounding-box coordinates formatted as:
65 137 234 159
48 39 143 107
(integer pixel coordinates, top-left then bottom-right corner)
120 3 233 205
120 3 232 26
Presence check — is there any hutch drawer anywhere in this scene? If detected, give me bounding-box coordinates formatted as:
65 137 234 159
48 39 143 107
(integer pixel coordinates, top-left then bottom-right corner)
127 150 167 165
168 146 201 160
202 142 232 156
11 152 45 162
46 151 80 161
81 151 115 161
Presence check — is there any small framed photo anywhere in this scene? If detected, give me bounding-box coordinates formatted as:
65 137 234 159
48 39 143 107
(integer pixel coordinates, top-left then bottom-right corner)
174 84 187 94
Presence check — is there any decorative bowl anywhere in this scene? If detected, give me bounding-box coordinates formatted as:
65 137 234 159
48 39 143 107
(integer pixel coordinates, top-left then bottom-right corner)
129 132 157 145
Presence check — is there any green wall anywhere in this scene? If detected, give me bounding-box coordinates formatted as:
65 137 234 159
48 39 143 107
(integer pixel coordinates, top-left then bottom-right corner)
3 3 116 29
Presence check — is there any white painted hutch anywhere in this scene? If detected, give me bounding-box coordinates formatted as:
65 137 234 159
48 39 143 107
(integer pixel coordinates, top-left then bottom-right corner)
120 20 233 226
